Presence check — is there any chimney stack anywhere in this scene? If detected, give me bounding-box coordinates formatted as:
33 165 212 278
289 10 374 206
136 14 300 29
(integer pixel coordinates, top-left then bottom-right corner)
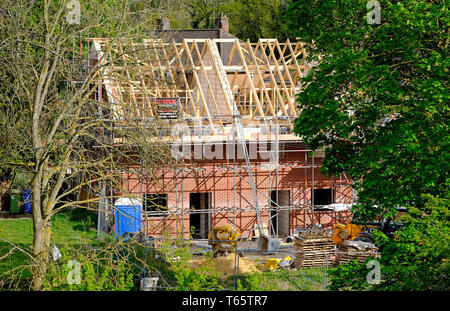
156 17 171 30
215 13 229 33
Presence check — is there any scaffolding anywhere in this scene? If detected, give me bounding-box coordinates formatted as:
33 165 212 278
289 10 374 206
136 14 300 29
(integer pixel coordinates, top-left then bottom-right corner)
85 36 355 241
45 32 366 293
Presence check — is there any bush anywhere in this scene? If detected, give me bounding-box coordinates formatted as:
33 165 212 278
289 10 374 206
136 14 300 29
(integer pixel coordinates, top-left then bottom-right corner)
329 194 450 290
157 232 223 291
42 240 143 291
235 273 264 291
235 267 324 291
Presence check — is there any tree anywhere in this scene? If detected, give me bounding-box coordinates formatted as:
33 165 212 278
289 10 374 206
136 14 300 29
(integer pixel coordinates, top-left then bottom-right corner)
286 0 449 220
329 195 450 290
185 0 226 29
0 0 173 290
0 102 32 209
221 0 292 41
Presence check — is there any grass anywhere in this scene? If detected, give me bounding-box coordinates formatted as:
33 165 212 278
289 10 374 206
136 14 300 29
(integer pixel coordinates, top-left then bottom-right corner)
0 209 99 284
1 211 328 291
227 267 325 291
0 210 98 245
257 267 325 290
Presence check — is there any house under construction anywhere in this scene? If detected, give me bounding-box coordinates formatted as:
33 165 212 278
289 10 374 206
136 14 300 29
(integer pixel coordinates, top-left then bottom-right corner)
88 18 354 240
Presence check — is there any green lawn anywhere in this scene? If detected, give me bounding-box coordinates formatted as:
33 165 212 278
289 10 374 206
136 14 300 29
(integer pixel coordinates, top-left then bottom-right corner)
0 210 99 284
0 211 98 245
1 211 328 291
258 267 325 291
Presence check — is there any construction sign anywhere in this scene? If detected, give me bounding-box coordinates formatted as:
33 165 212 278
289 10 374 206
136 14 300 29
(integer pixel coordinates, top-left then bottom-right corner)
156 97 179 119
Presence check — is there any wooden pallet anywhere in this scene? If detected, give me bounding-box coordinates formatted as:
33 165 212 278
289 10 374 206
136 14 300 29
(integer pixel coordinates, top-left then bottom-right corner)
295 239 333 245
293 234 335 268
295 244 334 250
295 243 334 248
295 236 333 242
296 228 334 239
295 253 334 258
294 243 334 251
336 252 380 265
293 256 334 268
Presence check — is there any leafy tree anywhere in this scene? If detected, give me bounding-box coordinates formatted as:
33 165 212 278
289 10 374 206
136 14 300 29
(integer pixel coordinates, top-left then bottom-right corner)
221 0 292 41
0 103 32 206
329 195 450 290
185 0 226 29
43 241 139 291
286 0 449 219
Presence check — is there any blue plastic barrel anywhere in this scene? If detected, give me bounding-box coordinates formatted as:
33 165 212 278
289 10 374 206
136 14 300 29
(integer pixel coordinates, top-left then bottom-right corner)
114 198 143 240
23 190 32 214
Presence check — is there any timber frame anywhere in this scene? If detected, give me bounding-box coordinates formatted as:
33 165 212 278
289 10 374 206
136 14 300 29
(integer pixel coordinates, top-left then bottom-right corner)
89 37 311 137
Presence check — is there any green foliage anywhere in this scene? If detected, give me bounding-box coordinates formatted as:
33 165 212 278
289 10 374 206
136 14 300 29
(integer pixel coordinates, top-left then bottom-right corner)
235 272 263 290
329 195 450 290
287 0 449 219
235 267 324 291
158 232 222 291
327 260 373 291
220 0 291 41
42 241 140 291
185 0 223 29
0 210 108 290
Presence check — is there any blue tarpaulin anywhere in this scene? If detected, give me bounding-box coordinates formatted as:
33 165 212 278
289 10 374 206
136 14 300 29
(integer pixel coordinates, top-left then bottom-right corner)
114 198 143 240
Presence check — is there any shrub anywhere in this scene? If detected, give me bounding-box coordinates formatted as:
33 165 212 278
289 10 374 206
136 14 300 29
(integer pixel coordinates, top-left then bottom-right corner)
42 240 142 291
329 195 450 290
158 232 222 291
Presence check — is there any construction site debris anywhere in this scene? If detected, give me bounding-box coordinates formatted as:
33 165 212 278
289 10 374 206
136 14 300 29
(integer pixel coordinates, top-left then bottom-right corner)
294 226 334 239
264 256 292 271
335 240 380 265
341 240 378 252
279 256 292 268
265 258 281 270
335 251 380 265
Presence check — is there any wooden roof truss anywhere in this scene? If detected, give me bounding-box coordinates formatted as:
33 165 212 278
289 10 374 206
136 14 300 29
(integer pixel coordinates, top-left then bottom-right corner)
89 38 310 133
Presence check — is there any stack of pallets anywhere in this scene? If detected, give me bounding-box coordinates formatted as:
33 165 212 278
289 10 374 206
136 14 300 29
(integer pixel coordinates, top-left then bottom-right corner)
335 242 380 265
335 251 380 264
292 229 335 268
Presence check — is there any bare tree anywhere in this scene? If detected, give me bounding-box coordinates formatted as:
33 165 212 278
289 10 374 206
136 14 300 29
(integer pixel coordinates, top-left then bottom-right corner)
0 0 176 290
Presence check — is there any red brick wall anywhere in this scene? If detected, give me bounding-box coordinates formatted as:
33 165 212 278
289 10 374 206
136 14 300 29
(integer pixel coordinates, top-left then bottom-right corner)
119 142 354 238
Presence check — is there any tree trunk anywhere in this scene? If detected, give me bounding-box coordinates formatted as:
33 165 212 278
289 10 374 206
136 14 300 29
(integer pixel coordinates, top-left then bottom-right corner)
30 174 52 291
31 218 51 291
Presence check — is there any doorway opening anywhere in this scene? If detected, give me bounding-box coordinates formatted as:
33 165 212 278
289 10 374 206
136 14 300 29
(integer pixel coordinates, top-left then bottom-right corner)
269 190 290 237
189 193 211 239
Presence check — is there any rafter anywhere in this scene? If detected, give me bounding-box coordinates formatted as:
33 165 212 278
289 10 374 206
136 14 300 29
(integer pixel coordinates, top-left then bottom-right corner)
89 37 310 132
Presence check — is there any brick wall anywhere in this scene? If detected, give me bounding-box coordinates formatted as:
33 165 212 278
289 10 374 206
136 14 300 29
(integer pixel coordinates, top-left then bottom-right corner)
119 142 354 238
